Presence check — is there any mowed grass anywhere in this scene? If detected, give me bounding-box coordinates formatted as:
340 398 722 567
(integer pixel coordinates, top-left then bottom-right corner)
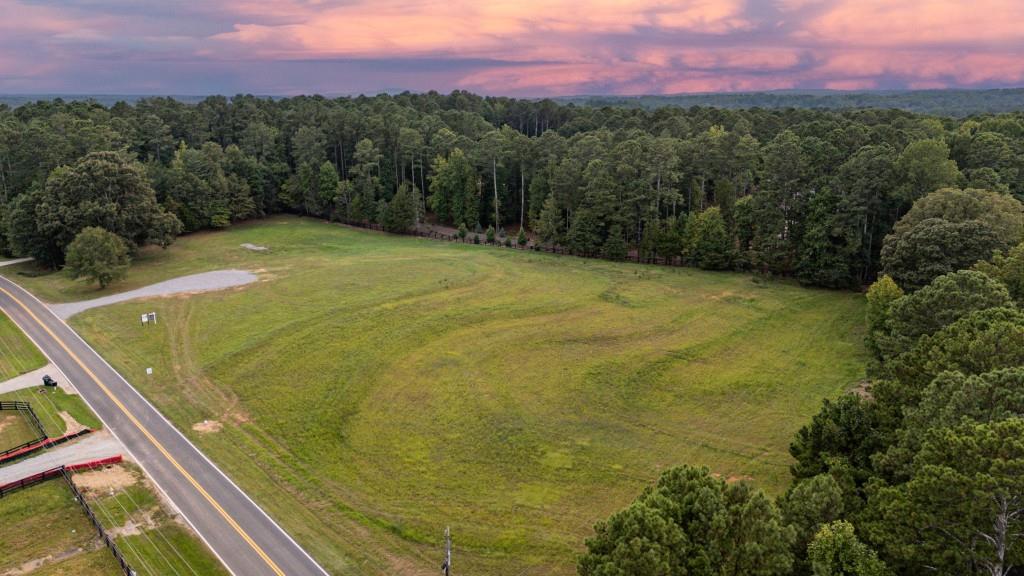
0 479 120 575
0 386 103 438
0 310 46 380
0 410 41 450
44 216 865 575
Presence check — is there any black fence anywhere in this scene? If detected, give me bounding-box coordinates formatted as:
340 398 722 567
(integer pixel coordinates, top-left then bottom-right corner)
332 217 689 266
61 467 135 576
0 400 48 458
0 459 133 576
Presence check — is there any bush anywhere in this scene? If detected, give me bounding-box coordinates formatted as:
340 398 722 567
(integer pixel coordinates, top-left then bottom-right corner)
486 225 496 244
473 234 480 245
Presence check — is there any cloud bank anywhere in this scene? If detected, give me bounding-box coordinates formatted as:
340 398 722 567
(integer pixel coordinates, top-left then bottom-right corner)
3 0 1024 96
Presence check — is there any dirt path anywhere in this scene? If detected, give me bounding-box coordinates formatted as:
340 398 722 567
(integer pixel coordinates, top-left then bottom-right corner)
50 269 258 319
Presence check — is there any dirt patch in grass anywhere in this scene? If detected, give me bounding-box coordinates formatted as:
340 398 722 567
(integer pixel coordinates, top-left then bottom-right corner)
105 508 159 538
58 411 87 435
192 419 223 433
7 543 102 576
0 414 16 434
241 243 269 252
74 466 137 495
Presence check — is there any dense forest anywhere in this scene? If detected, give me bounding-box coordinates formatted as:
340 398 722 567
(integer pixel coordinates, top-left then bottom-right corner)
3 91 1024 291
2 91 1024 574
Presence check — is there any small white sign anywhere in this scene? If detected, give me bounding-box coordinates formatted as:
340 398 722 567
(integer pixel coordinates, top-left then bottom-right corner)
141 314 149 324
146 367 153 375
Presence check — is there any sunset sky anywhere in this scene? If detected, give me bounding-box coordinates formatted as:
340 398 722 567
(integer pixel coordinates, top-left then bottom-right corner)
3 0 1024 96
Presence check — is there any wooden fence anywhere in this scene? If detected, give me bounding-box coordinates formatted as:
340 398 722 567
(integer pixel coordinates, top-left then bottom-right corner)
0 400 48 458
0 456 134 576
332 217 677 264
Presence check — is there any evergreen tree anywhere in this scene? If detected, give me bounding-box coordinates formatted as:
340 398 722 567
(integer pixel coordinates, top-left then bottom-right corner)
566 208 601 256
807 521 888 576
581 466 794 576
686 207 733 270
602 224 628 261
536 194 565 245
384 183 417 233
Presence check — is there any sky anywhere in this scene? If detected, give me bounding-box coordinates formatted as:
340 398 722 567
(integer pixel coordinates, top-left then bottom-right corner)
3 0 1024 97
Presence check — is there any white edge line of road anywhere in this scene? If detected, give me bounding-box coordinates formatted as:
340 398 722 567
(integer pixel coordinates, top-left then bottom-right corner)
4 278 331 576
3 291 243 576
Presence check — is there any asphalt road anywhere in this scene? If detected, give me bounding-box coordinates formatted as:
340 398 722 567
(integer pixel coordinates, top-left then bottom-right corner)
0 275 329 576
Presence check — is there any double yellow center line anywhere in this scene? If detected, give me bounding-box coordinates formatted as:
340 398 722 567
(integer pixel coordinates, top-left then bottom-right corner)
0 284 286 576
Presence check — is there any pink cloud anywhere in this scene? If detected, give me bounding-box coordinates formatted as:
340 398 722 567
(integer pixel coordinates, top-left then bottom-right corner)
824 78 877 91
795 0 1024 48
210 0 754 60
3 0 1024 96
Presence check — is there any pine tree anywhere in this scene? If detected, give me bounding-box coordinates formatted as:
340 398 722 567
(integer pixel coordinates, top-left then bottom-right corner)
602 224 628 260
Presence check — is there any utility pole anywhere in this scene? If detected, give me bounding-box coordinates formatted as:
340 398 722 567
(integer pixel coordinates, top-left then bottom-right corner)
441 526 451 576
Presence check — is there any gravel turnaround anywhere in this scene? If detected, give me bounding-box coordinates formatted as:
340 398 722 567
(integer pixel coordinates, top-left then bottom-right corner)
51 270 257 319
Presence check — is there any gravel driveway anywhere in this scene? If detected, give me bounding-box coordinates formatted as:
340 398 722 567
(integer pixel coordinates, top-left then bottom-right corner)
0 431 122 484
51 270 258 319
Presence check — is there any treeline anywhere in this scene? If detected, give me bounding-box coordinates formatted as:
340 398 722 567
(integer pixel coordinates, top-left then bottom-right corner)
566 88 1024 117
581 185 1024 576
2 92 1024 290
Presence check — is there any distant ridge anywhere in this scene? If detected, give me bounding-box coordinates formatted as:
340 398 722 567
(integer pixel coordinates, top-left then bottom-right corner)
557 88 1024 117
5 88 1024 117
0 94 276 108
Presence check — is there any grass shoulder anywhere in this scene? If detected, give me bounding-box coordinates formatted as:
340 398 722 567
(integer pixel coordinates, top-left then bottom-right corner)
0 311 47 380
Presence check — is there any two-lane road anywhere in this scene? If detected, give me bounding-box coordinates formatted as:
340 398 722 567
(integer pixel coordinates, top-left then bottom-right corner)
0 275 329 576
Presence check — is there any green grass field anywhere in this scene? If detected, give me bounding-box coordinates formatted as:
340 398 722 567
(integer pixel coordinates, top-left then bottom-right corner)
0 310 46 380
0 409 40 449
0 479 120 575
10 216 867 575
0 386 103 438
0 462 228 576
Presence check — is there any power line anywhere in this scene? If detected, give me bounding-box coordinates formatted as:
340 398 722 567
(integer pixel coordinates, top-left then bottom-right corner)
89 490 160 576
1 344 193 576
105 485 184 576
